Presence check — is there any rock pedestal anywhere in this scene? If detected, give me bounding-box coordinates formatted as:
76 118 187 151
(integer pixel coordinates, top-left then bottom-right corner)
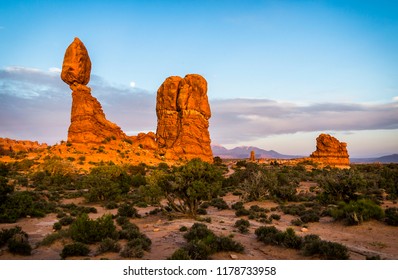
310 133 350 167
61 37 126 144
156 74 213 162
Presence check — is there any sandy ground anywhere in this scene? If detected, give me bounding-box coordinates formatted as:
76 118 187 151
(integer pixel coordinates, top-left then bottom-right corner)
1 192 397 260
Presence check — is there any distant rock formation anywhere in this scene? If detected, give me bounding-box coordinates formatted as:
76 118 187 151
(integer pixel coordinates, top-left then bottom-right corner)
250 150 256 161
0 137 47 155
156 74 213 162
310 133 350 167
61 37 127 144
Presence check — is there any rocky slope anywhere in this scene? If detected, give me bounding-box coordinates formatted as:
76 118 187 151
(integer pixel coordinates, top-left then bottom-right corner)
0 138 48 155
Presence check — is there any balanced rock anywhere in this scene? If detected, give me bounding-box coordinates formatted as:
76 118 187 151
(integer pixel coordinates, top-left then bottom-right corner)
310 133 350 167
156 74 213 162
61 38 126 144
61 37 91 86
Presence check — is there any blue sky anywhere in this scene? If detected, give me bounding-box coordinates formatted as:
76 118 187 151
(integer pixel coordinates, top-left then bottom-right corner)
1 0 397 157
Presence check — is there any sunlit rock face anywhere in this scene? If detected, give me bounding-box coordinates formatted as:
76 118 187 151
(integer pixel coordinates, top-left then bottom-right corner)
310 133 350 167
61 37 126 144
156 74 213 162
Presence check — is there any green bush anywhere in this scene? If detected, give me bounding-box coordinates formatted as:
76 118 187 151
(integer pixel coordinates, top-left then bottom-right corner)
97 238 121 254
301 235 349 260
168 248 192 260
117 203 140 218
7 233 32 255
69 214 117 244
59 216 75 226
385 207 398 226
39 230 70 246
158 159 223 217
196 208 207 215
255 226 302 249
231 202 244 210
235 208 250 217
173 223 244 260
53 222 62 231
60 242 90 259
332 199 384 225
209 198 229 210
0 226 24 247
234 219 250 233
179 226 188 232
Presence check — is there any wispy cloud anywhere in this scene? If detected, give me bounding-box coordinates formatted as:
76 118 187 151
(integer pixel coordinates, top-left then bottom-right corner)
210 98 398 145
1 66 397 148
0 67 156 144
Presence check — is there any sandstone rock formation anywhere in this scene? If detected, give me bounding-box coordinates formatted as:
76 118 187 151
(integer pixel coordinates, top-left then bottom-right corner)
310 133 350 167
0 137 47 155
156 74 213 162
61 37 127 144
250 150 256 161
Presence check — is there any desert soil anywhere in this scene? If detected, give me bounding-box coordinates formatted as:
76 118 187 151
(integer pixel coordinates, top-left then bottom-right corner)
0 193 397 260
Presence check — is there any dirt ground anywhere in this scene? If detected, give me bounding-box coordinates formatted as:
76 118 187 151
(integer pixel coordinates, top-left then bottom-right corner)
1 192 397 260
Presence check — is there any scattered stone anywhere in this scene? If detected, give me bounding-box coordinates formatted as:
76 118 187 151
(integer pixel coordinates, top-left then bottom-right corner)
230 254 238 259
301 227 309 232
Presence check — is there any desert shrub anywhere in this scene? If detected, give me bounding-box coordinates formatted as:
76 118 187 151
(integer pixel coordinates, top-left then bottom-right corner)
168 248 192 260
179 226 188 232
299 209 321 223
105 201 118 209
158 159 223 217
385 207 398 226
59 216 75 226
291 218 304 226
173 223 244 260
215 236 244 253
301 234 349 260
1 229 32 255
0 191 55 223
116 216 129 226
138 171 164 205
270 214 281 221
7 232 32 255
332 199 384 225
53 222 62 231
1 227 21 247
317 169 366 204
97 238 121 254
196 208 207 215
280 204 306 216
135 201 148 208
39 230 70 246
239 169 278 202
60 203 97 217
255 226 302 249
70 214 117 244
0 176 13 204
235 208 250 217
83 165 131 202
209 198 229 210
234 219 250 233
117 203 140 218
60 242 90 259
120 235 151 259
232 202 244 210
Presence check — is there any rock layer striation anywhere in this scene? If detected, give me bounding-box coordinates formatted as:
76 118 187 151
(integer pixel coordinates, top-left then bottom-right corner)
310 133 350 167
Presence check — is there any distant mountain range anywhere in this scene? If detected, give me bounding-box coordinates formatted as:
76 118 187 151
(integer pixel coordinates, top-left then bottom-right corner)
351 154 398 164
211 145 302 159
212 145 398 163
